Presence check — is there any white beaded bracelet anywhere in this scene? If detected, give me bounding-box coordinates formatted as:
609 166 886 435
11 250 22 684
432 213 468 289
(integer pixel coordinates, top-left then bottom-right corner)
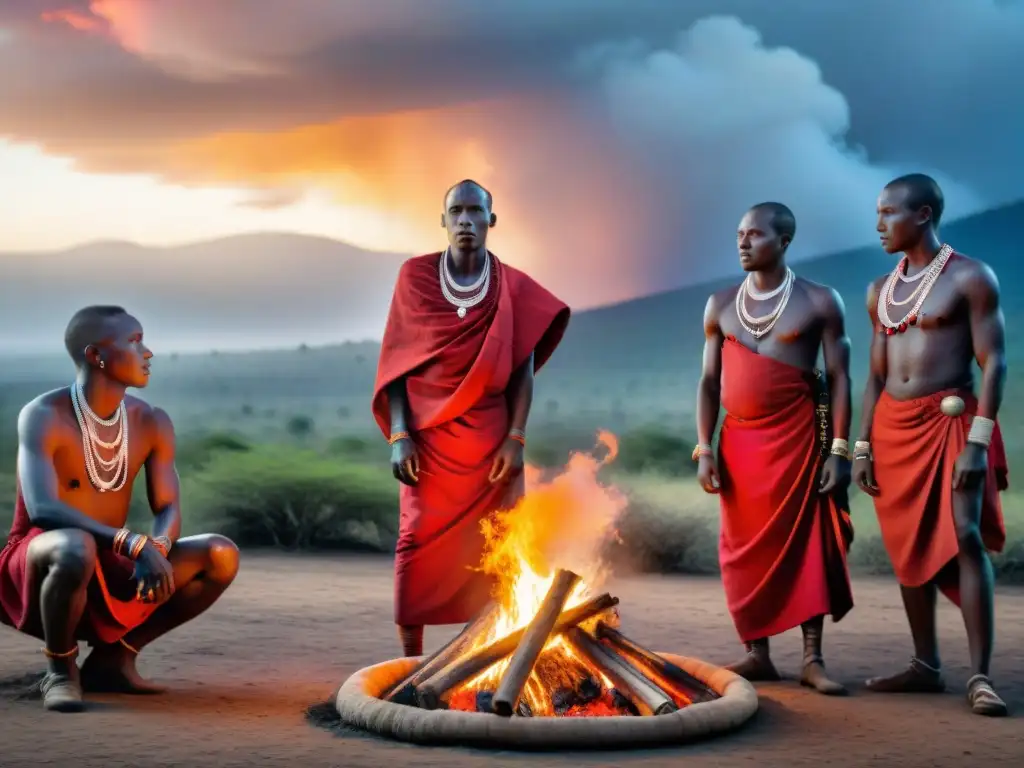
967 416 995 448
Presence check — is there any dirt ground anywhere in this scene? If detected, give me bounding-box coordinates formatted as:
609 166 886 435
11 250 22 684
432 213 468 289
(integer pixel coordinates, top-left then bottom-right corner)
1 554 1022 768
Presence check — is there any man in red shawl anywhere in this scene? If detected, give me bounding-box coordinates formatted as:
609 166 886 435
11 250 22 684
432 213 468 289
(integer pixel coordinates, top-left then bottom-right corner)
0 306 240 712
371 180 570 657
696 202 854 695
854 174 1008 716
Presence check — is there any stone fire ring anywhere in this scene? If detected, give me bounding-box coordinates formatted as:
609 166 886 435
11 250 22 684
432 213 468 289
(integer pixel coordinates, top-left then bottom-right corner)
334 652 758 750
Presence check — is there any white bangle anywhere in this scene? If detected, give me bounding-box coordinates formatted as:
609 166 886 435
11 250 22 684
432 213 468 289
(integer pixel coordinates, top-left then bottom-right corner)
853 440 871 460
830 438 850 460
967 416 995 448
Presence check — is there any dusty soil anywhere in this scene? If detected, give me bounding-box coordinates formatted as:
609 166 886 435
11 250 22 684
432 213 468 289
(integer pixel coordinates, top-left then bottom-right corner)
1 554 1022 768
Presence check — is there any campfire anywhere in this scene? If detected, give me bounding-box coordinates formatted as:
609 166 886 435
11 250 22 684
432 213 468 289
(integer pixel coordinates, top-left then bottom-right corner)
381 433 720 718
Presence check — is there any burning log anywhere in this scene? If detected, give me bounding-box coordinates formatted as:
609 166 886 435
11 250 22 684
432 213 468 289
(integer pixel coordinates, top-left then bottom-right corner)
565 627 678 716
492 569 581 717
595 623 720 704
382 602 498 705
415 592 619 710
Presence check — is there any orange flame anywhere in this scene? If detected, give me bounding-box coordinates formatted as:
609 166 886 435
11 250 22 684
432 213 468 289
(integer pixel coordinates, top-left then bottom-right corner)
453 431 627 715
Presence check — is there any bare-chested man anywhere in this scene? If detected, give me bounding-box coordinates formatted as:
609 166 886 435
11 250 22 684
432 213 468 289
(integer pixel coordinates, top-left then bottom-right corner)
0 306 240 712
854 174 1009 716
696 202 855 695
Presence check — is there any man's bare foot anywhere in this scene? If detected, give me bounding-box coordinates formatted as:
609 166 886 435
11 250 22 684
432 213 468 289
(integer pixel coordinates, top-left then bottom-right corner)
40 672 85 712
967 674 1008 717
800 659 847 696
865 657 945 693
726 644 781 682
80 644 167 695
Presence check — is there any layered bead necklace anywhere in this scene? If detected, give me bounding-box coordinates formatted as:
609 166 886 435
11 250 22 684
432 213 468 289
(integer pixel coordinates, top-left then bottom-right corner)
735 267 795 339
438 247 491 319
70 381 130 492
876 243 953 335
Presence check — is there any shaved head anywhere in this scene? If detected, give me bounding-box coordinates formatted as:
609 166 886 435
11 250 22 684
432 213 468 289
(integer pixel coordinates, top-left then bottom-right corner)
64 305 128 365
444 179 493 210
884 173 945 227
748 201 797 243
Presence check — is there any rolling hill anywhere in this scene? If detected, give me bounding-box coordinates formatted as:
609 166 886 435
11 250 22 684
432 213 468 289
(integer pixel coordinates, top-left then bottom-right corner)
0 234 408 353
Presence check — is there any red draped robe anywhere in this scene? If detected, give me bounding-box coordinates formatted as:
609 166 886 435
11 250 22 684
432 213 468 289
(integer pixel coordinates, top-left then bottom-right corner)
871 389 1007 605
0 483 159 644
372 252 570 627
717 337 854 642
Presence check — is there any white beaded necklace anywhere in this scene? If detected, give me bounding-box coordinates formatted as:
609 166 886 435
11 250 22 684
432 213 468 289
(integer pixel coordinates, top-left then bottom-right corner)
735 267 795 339
876 243 952 334
439 247 491 319
70 381 129 493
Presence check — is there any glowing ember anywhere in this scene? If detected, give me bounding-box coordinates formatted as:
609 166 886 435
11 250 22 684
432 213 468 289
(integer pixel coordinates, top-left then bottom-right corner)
445 432 631 716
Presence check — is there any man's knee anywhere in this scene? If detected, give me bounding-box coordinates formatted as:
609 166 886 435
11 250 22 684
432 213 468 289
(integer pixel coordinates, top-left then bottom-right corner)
203 534 240 584
30 529 98 583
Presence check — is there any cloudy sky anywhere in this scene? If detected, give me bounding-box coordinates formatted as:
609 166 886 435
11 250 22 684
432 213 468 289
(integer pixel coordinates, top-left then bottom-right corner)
0 0 1021 307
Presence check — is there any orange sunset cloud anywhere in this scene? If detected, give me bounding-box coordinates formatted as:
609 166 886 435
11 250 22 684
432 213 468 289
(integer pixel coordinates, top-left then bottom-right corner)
40 7 106 34
153 98 658 299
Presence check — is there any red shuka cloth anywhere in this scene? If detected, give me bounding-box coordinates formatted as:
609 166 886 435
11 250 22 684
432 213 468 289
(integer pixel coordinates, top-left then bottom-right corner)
0 485 159 644
717 338 854 642
871 389 1007 605
372 252 570 626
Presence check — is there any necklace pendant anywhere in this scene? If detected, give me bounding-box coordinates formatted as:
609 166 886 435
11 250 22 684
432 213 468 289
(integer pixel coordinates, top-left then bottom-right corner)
457 307 467 319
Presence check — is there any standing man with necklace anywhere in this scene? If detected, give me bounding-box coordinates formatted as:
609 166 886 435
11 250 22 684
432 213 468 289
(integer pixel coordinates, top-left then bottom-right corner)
854 174 1008 716
371 179 570 657
695 202 855 694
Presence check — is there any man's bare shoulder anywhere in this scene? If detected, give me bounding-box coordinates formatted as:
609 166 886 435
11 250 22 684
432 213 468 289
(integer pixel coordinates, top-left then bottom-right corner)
18 388 69 425
796 277 844 314
701 284 740 334
865 273 889 307
16 388 72 446
125 395 175 437
949 252 1000 293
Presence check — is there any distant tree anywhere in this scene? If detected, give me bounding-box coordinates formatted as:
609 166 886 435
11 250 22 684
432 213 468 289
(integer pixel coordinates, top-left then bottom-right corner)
286 415 315 439
545 399 559 416
354 354 366 365
241 404 254 416
298 343 309 352
337 406 351 419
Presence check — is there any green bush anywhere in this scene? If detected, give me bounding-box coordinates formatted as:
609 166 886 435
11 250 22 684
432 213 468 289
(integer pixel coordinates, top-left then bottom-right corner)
176 431 252 470
180 446 398 551
615 426 695 475
525 425 695 476
285 414 315 439
326 435 387 463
